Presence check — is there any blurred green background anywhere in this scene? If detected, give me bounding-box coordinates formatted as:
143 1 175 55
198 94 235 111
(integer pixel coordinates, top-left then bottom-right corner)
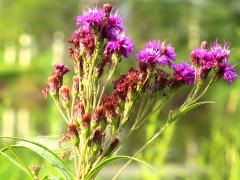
0 0 240 179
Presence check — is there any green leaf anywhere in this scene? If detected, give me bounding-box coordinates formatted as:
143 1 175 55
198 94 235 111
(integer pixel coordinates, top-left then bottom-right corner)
0 137 74 180
86 155 155 179
0 146 33 179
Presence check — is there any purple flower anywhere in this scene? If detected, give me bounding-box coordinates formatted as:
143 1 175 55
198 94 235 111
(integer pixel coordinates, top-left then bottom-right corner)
190 41 236 82
218 61 238 84
137 40 176 67
76 8 104 29
191 48 216 68
105 33 134 58
106 13 123 31
210 41 230 62
172 62 195 85
104 13 124 41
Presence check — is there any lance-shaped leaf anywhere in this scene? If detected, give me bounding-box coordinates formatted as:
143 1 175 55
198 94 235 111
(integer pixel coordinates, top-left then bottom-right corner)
0 137 74 180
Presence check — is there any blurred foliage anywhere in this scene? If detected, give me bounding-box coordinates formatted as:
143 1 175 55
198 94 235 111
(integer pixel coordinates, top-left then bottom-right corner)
0 0 240 179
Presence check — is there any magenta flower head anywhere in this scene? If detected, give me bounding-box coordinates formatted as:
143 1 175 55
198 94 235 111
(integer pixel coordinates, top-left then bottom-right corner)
76 7 104 29
191 41 237 83
210 41 230 62
105 33 134 58
137 40 176 68
104 13 124 40
76 4 124 41
172 62 195 86
217 61 238 84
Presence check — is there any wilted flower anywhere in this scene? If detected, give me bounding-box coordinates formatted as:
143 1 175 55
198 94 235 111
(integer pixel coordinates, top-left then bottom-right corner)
113 68 145 101
69 27 95 56
149 69 170 92
101 96 119 122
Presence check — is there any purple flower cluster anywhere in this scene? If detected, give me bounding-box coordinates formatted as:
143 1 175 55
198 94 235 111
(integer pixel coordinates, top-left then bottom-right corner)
71 4 134 59
172 62 195 85
218 61 238 84
76 8 105 29
137 40 176 67
136 40 194 90
191 41 237 84
105 33 134 58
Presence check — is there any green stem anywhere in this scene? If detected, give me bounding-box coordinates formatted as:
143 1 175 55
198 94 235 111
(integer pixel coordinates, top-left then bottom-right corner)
97 58 118 107
192 74 216 103
53 98 69 124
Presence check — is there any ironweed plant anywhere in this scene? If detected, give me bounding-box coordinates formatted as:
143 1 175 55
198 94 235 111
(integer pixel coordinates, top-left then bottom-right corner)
0 3 238 180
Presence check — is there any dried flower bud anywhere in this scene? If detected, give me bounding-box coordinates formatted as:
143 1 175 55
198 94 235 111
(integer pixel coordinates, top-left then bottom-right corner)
82 112 91 128
92 127 104 145
91 106 107 130
68 123 79 136
59 86 71 108
73 99 85 121
105 138 120 156
101 96 119 123
72 75 79 97
91 127 105 155
48 76 60 98
68 123 80 146
81 112 91 138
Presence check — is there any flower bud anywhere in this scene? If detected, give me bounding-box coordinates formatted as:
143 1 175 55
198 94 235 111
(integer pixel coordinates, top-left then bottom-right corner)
48 76 60 98
74 100 85 121
68 123 80 146
81 112 91 138
200 41 208 49
91 106 107 130
59 86 71 108
105 138 120 156
91 127 105 155
72 75 79 97
103 3 112 17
